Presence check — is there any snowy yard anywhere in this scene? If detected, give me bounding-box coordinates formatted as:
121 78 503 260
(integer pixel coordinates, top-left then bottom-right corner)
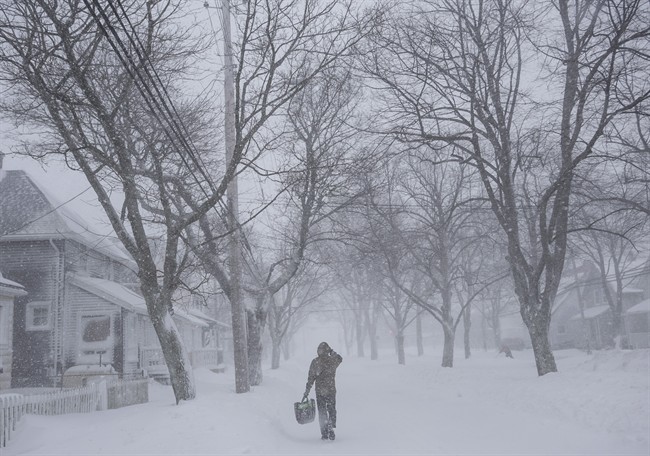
5 348 649 455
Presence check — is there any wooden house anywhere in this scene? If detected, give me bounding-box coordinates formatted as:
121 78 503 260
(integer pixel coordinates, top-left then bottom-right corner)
0 168 226 387
0 273 26 389
550 255 650 350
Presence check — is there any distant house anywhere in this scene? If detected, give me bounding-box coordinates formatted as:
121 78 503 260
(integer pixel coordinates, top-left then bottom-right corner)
625 298 650 348
0 273 26 389
550 255 650 350
498 312 532 350
0 167 227 388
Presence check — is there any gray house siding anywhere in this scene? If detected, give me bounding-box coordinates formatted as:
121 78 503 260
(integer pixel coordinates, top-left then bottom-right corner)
0 240 62 387
64 283 120 370
0 296 15 389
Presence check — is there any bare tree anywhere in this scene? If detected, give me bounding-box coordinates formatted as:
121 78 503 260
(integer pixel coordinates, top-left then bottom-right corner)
0 0 232 402
268 262 327 369
365 0 650 375
243 69 371 384
580 111 650 217
330 246 373 357
188 1 375 387
570 208 648 346
380 277 418 365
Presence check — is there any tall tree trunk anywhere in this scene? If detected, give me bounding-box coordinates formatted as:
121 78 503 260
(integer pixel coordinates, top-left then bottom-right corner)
366 306 379 360
395 332 405 365
416 310 424 356
355 317 365 357
441 324 455 368
367 320 378 360
612 267 624 346
246 307 267 386
441 286 455 367
492 312 502 348
282 338 290 361
463 305 472 359
270 339 281 370
512 254 558 375
148 303 195 403
523 310 557 376
481 303 488 351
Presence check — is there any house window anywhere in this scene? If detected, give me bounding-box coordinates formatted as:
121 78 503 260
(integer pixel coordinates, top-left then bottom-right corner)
82 315 111 343
26 301 51 331
78 314 114 364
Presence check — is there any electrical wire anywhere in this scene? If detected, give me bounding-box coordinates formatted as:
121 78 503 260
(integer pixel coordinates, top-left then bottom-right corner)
83 0 263 280
0 185 93 239
84 0 215 206
111 0 220 195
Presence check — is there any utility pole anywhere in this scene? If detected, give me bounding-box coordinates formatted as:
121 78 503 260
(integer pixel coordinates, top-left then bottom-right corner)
222 0 250 393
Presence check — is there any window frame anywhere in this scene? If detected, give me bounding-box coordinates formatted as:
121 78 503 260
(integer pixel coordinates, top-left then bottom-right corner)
79 313 113 349
26 301 51 331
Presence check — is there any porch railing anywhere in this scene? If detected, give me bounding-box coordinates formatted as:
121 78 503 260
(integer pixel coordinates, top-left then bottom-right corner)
140 347 222 374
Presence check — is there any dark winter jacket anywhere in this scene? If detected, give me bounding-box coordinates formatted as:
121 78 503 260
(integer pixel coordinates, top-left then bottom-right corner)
305 342 343 397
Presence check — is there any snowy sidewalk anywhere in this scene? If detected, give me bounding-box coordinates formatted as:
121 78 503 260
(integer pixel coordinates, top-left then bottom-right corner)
4 349 649 455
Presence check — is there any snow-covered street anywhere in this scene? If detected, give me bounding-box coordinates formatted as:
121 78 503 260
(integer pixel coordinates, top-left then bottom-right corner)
5 348 649 455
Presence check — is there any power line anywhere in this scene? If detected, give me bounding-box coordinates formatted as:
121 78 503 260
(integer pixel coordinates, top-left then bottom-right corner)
111 0 220 195
84 0 215 205
84 0 262 280
0 185 93 240
108 0 250 254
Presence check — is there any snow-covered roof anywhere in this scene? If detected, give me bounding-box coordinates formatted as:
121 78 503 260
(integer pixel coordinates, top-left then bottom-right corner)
569 305 610 321
626 299 650 315
0 170 134 266
70 275 215 329
174 310 209 328
623 288 645 294
70 274 148 315
189 308 230 328
552 288 575 312
0 272 26 297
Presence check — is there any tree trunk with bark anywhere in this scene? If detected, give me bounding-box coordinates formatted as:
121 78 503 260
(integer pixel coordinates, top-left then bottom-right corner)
395 332 405 365
463 306 472 359
416 311 424 356
526 317 557 376
150 309 195 402
246 306 267 385
441 323 455 368
282 338 290 361
271 339 282 370
355 317 366 357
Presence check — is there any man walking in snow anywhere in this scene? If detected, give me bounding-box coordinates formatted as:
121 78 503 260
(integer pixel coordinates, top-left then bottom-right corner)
303 342 343 440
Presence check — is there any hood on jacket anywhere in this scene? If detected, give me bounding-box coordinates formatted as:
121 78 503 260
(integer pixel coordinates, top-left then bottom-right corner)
317 342 331 357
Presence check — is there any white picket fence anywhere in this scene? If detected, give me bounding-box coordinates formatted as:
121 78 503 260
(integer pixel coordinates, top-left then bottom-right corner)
1 379 148 448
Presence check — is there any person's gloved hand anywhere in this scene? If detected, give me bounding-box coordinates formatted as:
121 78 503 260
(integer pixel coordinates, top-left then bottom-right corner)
302 392 308 401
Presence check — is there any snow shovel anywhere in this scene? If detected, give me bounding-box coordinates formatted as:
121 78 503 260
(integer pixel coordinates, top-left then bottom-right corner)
294 397 316 424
